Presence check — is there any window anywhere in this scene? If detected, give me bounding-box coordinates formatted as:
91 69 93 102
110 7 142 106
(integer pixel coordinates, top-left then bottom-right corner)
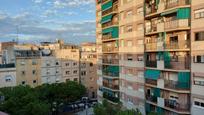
90 63 93 67
137 55 143 61
81 71 86 76
126 10 133 18
74 78 78 81
127 41 132 47
22 71 25 75
73 62 77 66
66 71 70 75
22 81 26 85
32 70 36 75
5 75 12 82
56 61 59 65
127 54 133 61
194 77 204 86
194 9 204 19
21 61 25 65
194 55 204 63
137 7 143 15
194 100 204 108
32 60 37 65
33 80 37 84
195 32 204 41
66 63 70 66
126 25 133 32
73 70 78 74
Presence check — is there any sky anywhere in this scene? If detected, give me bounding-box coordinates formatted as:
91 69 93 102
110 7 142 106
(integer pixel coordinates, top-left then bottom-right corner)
0 0 96 44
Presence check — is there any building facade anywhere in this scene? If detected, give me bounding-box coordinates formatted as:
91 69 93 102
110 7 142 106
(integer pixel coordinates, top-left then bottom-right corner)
80 42 97 99
96 0 204 115
191 0 204 114
0 64 16 88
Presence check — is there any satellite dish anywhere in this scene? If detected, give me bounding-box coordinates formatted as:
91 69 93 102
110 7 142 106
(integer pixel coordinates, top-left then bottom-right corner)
42 49 51 55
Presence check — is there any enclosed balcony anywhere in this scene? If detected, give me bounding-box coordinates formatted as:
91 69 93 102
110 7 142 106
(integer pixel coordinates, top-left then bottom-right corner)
165 0 190 10
102 0 118 16
103 81 119 90
101 14 118 29
164 72 190 90
102 65 119 77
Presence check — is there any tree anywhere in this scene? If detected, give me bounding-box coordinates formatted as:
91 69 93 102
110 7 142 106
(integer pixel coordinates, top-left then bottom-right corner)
93 100 142 115
0 81 86 115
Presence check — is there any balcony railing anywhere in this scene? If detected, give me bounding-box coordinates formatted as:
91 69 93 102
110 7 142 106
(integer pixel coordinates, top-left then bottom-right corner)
145 25 157 34
165 60 190 70
165 0 190 10
146 43 157 51
164 80 190 90
102 34 112 40
102 71 119 77
165 99 190 112
102 21 118 28
102 47 119 53
146 61 157 68
146 95 157 103
102 59 119 65
165 41 190 50
103 93 120 103
146 79 157 86
164 19 189 30
101 0 110 4
103 82 119 90
102 2 118 16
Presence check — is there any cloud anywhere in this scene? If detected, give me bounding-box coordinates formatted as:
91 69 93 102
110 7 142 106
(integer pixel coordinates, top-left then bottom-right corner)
32 0 43 4
53 0 95 8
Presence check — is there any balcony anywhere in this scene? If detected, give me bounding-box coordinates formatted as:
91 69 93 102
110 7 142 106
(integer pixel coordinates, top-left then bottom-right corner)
145 3 157 16
103 82 119 90
102 21 118 28
102 34 112 41
102 47 118 53
146 95 157 103
165 0 190 10
164 19 189 31
102 59 119 65
146 61 157 68
165 41 190 50
103 93 120 103
145 25 157 34
164 99 190 112
146 79 157 86
101 0 110 4
146 43 157 51
102 1 118 16
103 71 119 77
164 80 190 90
165 60 190 70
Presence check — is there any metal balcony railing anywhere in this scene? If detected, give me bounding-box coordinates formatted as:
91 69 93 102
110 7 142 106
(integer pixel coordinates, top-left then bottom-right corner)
164 80 190 90
165 0 190 10
165 99 190 112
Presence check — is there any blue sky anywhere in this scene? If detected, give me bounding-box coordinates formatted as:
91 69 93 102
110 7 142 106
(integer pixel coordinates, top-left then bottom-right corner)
0 0 96 44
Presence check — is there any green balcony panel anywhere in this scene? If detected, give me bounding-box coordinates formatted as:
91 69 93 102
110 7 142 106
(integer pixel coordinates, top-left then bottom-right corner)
153 88 160 97
145 69 161 80
157 107 164 114
177 72 190 88
164 51 171 68
102 27 119 38
157 52 163 60
101 14 112 24
102 0 113 11
145 103 151 113
177 8 190 19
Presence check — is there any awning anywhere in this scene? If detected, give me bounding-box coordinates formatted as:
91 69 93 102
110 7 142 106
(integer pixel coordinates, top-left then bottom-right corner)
101 14 112 24
102 0 113 11
102 27 119 38
177 8 190 19
145 69 161 80
161 9 177 16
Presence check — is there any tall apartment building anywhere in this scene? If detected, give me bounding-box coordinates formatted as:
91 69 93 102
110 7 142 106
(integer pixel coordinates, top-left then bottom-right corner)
191 0 204 114
96 0 204 115
96 0 121 104
80 42 97 99
96 0 145 113
118 0 145 113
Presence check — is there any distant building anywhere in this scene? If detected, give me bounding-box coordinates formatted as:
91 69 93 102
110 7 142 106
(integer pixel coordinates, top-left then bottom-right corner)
0 63 16 88
80 42 97 99
1 42 17 64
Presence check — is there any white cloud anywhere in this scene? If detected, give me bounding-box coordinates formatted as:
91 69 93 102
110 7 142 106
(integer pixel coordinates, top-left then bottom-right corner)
32 0 43 4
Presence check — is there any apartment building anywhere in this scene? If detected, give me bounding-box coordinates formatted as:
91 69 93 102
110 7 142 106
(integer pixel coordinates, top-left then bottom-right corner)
15 44 41 87
0 63 16 88
80 42 97 99
144 0 191 114
118 0 145 113
1 42 17 64
191 0 204 114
